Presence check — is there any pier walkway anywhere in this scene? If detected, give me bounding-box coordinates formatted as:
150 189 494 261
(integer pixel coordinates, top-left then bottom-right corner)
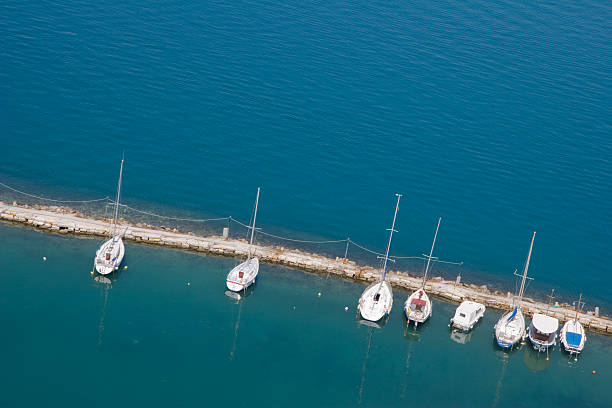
1 200 611 335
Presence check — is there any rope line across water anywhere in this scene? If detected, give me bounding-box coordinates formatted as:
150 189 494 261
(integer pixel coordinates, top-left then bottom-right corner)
2 180 463 266
0 181 109 203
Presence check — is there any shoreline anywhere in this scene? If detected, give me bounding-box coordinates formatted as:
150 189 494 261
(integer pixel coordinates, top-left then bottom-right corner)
1 200 611 336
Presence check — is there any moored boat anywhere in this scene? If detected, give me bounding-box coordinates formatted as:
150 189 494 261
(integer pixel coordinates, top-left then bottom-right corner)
226 188 261 292
404 217 441 327
357 194 401 322
94 158 126 275
405 288 431 326
528 313 559 352
560 318 586 355
560 293 586 355
494 231 536 349
450 300 485 332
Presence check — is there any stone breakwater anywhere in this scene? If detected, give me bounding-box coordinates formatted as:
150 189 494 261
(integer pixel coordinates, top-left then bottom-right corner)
1 200 611 335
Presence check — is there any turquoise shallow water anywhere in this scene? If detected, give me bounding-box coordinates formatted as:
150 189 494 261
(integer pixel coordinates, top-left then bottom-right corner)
1 224 611 407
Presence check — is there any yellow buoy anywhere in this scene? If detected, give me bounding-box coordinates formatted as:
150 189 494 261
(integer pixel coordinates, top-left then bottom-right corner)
124 266 128 269
90 271 94 275
317 292 321 297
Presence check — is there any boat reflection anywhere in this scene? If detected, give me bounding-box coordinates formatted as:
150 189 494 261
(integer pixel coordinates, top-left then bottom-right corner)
450 328 474 344
522 345 551 372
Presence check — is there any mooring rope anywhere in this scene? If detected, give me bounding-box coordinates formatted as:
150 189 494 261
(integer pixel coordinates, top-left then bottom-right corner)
2 180 464 266
230 217 347 244
109 201 231 223
0 181 109 203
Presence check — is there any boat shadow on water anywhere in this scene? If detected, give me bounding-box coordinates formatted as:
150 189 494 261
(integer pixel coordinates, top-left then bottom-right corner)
522 345 551 372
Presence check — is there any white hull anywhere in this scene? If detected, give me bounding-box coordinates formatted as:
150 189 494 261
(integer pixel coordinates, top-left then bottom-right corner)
494 308 525 348
450 301 485 332
226 257 259 292
358 281 393 322
560 319 586 355
527 313 559 352
94 236 125 275
404 288 432 326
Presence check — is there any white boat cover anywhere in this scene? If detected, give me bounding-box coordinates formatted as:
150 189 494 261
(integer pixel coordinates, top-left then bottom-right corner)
94 236 125 275
358 280 393 322
405 288 432 323
451 300 485 330
226 257 259 292
531 313 559 334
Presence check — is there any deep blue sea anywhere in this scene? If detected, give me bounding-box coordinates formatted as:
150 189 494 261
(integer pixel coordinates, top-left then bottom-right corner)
0 1 611 406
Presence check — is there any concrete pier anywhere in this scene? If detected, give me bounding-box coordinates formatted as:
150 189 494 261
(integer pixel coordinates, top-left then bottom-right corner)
2 200 611 335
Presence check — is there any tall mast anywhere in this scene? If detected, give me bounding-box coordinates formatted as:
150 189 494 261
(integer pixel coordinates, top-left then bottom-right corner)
112 158 124 237
381 194 401 281
421 217 441 287
517 231 536 302
248 187 260 259
575 293 582 321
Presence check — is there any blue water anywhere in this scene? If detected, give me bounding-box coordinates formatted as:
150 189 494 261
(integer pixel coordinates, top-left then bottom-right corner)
1 225 611 407
0 2 610 303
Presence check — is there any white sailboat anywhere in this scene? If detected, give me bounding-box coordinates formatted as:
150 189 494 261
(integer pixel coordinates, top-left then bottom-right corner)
560 293 586 355
94 159 126 275
494 231 536 349
357 194 401 322
226 188 261 292
404 217 441 327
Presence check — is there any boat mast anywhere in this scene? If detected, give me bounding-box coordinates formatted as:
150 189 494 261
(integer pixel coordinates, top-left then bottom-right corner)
517 231 536 303
381 194 401 282
575 293 582 321
247 187 260 259
112 158 124 237
421 217 442 288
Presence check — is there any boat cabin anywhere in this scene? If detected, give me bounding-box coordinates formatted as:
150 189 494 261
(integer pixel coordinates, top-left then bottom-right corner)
530 313 559 343
411 298 426 311
452 300 485 330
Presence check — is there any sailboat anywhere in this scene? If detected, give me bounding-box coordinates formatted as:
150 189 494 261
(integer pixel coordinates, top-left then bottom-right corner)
357 194 401 322
226 187 261 292
404 217 441 327
494 231 536 349
560 294 586 355
94 158 126 275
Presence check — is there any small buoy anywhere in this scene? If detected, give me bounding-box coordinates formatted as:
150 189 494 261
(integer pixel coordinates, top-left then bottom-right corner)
292 306 296 310
592 370 596 374
344 306 348 311
42 256 47 261
124 265 128 269
90 271 94 275
317 292 321 297
187 282 191 286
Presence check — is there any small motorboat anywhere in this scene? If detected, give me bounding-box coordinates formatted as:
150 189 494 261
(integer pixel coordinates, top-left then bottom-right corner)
450 300 485 332
528 313 559 352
